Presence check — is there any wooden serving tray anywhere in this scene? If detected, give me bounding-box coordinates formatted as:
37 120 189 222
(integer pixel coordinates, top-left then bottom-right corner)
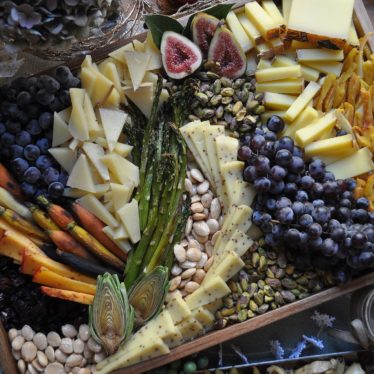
0 1 373 373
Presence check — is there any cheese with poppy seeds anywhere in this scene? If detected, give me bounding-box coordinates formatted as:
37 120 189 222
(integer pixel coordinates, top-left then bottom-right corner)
191 307 215 330
177 317 204 341
166 293 192 324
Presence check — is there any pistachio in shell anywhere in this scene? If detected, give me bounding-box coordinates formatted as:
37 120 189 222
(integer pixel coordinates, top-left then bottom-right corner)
128 266 169 327
89 273 134 355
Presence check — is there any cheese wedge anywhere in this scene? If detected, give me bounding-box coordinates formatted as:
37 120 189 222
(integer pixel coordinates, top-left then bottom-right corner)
78 194 119 228
82 93 102 138
52 112 71 147
206 250 245 283
108 43 134 65
304 134 354 158
117 199 140 244
296 49 344 62
215 136 239 165
124 50 151 91
185 276 231 310
101 62 125 103
295 111 337 146
231 180 256 207
178 317 204 341
67 154 96 193
69 88 90 141
191 307 215 331
49 147 76 174
110 182 134 211
226 11 254 53
82 142 109 181
326 147 374 180
57 107 71 123
123 83 153 118
245 2 279 40
98 108 127 152
80 68 97 96
284 81 320 122
167 293 192 324
220 161 245 206
256 42 274 59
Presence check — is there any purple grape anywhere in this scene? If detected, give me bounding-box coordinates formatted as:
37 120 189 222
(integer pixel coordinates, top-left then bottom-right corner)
340 198 351 208
289 156 305 173
42 167 60 184
0 122 6 135
38 112 53 130
356 197 369 210
48 182 64 198
345 178 356 191
358 252 374 267
284 182 297 197
351 232 367 248
312 206 331 224
254 177 271 192
36 88 54 106
35 155 53 170
275 136 294 153
312 199 324 208
55 66 72 84
238 146 252 161
16 91 31 106
5 120 22 134
24 144 41 162
36 138 50 154
292 146 303 158
308 159 325 180
277 207 294 224
322 171 335 182
299 214 313 227
270 180 285 194
20 182 36 197
10 157 29 175
264 131 277 142
295 190 309 202
251 134 265 151
322 239 339 256
261 141 275 158
308 223 322 238
1 132 15 146
275 149 292 166
270 165 287 181
351 209 369 223
331 228 345 242
292 201 305 216
285 228 301 244
266 115 285 133
276 197 292 209
255 155 271 175
10 144 24 159
311 183 324 197
266 198 276 211
15 131 31 147
26 119 42 136
24 166 41 184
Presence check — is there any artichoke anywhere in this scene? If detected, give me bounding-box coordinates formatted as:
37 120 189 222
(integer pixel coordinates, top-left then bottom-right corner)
89 273 134 355
128 266 169 327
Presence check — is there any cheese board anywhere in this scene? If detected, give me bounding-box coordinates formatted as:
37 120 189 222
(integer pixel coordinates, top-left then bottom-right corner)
0 1 373 374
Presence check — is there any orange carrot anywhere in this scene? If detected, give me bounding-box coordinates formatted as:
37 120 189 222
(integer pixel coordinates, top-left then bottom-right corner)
41 286 94 305
72 202 127 261
0 163 23 201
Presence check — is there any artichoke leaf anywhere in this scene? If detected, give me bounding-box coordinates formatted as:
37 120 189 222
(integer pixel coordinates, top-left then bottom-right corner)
128 266 169 327
89 273 134 355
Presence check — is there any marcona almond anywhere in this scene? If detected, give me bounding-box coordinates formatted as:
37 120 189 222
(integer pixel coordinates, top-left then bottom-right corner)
193 269 206 284
192 221 210 237
185 281 200 293
173 244 186 263
210 198 221 219
186 247 202 262
201 193 212 208
190 168 204 182
169 276 181 291
181 268 196 279
191 202 204 213
204 256 214 271
197 180 210 194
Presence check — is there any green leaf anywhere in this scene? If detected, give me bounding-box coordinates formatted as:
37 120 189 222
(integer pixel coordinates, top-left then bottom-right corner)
144 14 184 49
183 3 235 37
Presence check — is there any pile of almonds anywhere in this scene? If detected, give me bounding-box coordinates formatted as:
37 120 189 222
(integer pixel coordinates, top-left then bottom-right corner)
8 324 106 374
169 167 222 296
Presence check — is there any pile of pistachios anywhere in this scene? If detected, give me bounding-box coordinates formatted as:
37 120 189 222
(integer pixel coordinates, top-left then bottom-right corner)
173 70 264 134
214 242 336 329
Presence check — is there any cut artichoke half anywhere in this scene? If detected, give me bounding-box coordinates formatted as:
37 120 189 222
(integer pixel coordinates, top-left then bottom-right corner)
89 273 134 355
128 266 170 327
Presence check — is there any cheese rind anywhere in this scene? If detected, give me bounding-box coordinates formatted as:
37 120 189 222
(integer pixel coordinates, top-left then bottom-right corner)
284 81 320 122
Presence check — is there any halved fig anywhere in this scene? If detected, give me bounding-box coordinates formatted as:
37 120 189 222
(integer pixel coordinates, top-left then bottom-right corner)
208 26 246 79
191 12 220 56
160 31 202 79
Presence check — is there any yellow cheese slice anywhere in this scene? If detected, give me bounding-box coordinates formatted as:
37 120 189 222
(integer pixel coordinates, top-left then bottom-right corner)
167 293 192 324
264 92 297 110
257 58 272 70
101 153 139 187
301 61 343 77
231 180 256 207
110 182 134 211
123 83 154 118
52 112 72 147
237 13 262 44
77 193 119 228
80 68 97 96
67 154 97 193
90 70 120 107
185 276 231 310
215 135 239 165
69 88 90 141
262 0 285 25
296 49 344 62
295 111 337 147
101 62 125 103
282 106 319 138
57 107 71 123
124 50 151 91
348 22 360 46
326 147 374 180
245 1 279 40
191 307 215 330
177 317 204 341
256 65 302 83
108 43 134 65
282 0 293 22
117 199 140 244
220 161 245 207
226 11 254 53
284 81 320 122
48 147 76 174
82 142 109 181
82 93 103 138
164 328 184 349
98 108 127 152
256 79 304 94
304 134 354 158
204 299 224 314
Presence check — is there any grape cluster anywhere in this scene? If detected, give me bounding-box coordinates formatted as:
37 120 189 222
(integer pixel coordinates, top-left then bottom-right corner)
0 66 79 199
239 116 374 279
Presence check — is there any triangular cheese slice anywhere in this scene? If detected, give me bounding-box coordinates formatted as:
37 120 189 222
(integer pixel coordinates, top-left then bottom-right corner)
49 147 76 173
52 112 72 147
123 83 154 118
108 43 134 65
145 34 162 71
67 154 96 193
82 142 109 181
124 51 151 91
111 182 134 211
99 108 127 152
57 107 71 123
83 93 103 138
117 199 140 244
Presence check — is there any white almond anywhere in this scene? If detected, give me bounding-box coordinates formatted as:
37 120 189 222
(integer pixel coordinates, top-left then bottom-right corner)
210 198 221 219
21 342 37 362
190 169 204 183
191 202 204 213
12 335 25 351
192 221 210 237
169 276 181 292
197 180 210 194
206 219 219 234
192 269 206 284
201 193 212 208
181 268 196 280
185 281 200 293
196 252 208 269
173 244 186 263
171 264 182 276
186 247 202 262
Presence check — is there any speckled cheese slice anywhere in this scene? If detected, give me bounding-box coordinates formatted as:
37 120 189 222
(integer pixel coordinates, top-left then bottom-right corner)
177 317 204 341
191 307 215 330
166 293 192 324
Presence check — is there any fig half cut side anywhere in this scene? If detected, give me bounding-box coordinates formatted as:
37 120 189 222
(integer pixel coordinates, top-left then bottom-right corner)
160 31 203 79
208 26 246 79
191 12 220 56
